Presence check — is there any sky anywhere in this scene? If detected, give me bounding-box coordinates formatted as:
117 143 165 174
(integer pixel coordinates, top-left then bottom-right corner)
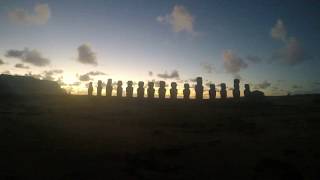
0 0 320 97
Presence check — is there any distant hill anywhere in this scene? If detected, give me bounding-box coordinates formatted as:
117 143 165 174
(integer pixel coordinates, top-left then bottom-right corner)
0 74 65 95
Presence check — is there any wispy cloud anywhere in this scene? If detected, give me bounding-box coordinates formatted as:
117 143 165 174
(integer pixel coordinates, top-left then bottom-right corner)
200 62 215 73
0 59 4 65
157 5 195 34
8 3 51 25
6 48 50 67
79 71 106 81
255 80 271 89
246 55 262 64
223 50 248 76
15 63 29 69
77 44 97 65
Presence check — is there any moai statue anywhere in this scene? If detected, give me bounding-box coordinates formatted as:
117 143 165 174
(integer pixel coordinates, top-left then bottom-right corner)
147 82 155 98
126 81 133 98
106 79 113 97
244 84 251 98
233 79 240 99
183 83 190 99
158 81 166 99
220 83 227 99
170 82 178 99
97 80 103 96
117 81 123 97
88 82 93 96
195 77 204 100
209 84 216 99
137 81 144 98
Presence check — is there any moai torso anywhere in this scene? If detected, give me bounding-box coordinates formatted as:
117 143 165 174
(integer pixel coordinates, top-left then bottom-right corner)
117 81 123 97
183 83 190 99
170 82 178 99
126 81 133 98
209 84 216 99
137 81 144 98
220 83 227 99
244 84 251 98
97 80 103 96
147 82 155 98
233 79 240 99
158 81 166 99
195 77 204 100
106 79 113 97
88 82 93 96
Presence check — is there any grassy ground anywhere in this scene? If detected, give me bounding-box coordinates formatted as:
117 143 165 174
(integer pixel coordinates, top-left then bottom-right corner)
1 95 320 179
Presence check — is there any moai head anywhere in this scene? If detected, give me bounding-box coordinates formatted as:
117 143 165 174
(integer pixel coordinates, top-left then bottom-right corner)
127 81 133 87
196 77 203 85
98 80 103 87
138 81 144 88
171 82 177 89
117 81 122 86
89 82 93 87
107 79 112 86
159 81 165 88
234 79 240 85
184 83 190 89
245 84 250 91
221 83 226 90
148 82 154 88
210 84 215 90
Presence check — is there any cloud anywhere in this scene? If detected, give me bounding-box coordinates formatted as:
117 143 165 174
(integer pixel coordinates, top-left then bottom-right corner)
2 70 11 75
157 5 195 34
6 48 50 66
8 3 51 25
246 55 262 63
157 70 180 79
15 63 29 69
43 69 63 81
78 71 106 81
255 80 271 89
148 71 153 76
77 44 97 65
292 85 302 89
201 62 214 73
271 19 287 42
270 19 308 65
223 51 248 75
0 59 4 65
272 37 308 65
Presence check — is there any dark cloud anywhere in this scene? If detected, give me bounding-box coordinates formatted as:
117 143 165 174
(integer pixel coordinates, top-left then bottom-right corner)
201 62 214 73
43 69 63 81
148 71 153 76
6 48 50 66
255 80 271 89
0 59 4 65
79 74 91 81
157 70 180 79
246 55 262 63
78 71 105 81
2 70 11 75
15 63 29 69
292 85 302 89
77 44 97 65
25 72 42 79
223 51 248 75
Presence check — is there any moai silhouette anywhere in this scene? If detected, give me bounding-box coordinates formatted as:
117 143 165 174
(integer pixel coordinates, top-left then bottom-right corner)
158 81 166 99
220 83 227 99
170 82 178 99
137 81 144 98
88 82 93 96
147 82 155 98
106 79 113 97
183 83 190 99
117 81 123 97
195 77 204 100
97 80 103 96
209 84 216 99
244 84 251 98
233 79 240 99
126 81 133 98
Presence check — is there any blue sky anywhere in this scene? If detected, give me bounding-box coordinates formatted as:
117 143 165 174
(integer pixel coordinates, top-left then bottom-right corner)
0 0 319 96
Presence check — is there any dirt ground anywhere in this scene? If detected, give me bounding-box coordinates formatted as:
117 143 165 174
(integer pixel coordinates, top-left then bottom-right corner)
1 95 320 179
